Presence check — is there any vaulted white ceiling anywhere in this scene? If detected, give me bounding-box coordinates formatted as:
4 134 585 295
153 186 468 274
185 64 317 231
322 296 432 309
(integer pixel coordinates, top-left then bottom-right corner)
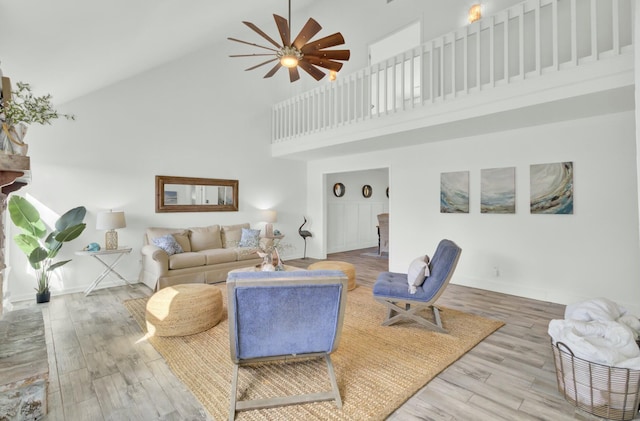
0 0 315 104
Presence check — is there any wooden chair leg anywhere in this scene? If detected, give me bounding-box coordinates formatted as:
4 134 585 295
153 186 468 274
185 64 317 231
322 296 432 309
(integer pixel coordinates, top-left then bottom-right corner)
432 306 443 329
376 299 448 333
230 355 343 415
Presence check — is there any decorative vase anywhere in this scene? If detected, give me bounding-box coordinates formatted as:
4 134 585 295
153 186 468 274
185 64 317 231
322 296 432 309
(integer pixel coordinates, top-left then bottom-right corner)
0 122 28 155
35 291 50 304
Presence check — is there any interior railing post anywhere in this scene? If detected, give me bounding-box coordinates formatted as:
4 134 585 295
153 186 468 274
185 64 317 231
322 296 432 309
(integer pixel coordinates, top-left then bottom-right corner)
331 79 338 127
489 15 495 87
570 0 578 66
503 10 509 82
463 27 468 94
552 0 559 70
476 24 481 90
451 33 457 96
612 0 620 55
519 3 525 80
383 60 389 114
439 39 445 99
397 54 402 111
590 0 598 60
430 42 436 100
535 0 541 75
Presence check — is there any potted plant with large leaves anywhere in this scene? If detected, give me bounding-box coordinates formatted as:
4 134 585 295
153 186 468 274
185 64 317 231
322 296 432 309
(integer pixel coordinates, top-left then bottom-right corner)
8 196 86 303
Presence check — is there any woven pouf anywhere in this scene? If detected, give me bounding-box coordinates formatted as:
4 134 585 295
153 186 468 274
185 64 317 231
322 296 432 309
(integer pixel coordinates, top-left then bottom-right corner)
145 284 222 337
307 261 357 291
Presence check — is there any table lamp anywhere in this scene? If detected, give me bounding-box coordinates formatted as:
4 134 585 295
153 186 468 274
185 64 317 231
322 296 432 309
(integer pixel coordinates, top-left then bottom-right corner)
96 210 126 250
261 209 277 237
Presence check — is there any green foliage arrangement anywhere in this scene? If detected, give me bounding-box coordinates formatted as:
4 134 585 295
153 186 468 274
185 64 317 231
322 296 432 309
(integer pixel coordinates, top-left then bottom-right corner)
8 196 86 293
1 82 75 126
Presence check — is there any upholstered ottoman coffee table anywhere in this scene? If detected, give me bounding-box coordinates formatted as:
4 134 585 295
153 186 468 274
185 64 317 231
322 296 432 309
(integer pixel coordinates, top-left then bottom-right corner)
307 261 357 290
145 284 223 337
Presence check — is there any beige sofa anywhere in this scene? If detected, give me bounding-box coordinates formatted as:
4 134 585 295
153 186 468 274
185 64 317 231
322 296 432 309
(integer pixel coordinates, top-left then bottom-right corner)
140 223 265 291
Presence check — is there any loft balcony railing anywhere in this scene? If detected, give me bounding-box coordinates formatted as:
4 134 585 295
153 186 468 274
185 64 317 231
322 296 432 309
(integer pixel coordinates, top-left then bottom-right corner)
272 0 633 144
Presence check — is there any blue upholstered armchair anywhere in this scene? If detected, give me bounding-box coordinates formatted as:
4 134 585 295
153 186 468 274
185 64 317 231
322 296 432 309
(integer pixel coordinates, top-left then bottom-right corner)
373 239 462 333
226 269 348 420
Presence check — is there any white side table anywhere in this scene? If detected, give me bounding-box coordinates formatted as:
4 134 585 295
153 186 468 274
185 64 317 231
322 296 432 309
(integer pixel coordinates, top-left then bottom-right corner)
75 247 133 296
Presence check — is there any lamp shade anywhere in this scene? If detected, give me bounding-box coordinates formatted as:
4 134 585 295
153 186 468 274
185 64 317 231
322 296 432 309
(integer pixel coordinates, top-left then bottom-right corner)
260 209 277 223
96 211 126 230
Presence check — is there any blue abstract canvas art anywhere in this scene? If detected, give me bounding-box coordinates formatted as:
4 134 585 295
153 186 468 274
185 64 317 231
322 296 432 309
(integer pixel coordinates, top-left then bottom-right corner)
481 167 516 214
440 171 469 213
530 162 573 214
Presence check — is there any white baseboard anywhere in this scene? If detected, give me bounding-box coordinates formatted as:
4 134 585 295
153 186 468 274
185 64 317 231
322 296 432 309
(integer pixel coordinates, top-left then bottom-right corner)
453 276 640 316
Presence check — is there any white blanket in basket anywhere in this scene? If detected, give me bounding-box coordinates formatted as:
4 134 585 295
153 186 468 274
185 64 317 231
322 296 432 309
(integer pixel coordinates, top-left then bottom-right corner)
549 297 640 369
548 298 640 410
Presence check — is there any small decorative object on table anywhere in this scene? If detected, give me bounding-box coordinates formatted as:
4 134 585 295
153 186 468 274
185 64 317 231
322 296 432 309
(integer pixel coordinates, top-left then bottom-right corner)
84 242 101 252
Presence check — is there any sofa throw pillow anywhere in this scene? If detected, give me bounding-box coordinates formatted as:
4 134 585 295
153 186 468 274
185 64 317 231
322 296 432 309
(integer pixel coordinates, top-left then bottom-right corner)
147 228 191 252
152 234 184 256
407 255 431 294
238 228 261 248
221 223 250 248
171 232 191 253
189 225 222 251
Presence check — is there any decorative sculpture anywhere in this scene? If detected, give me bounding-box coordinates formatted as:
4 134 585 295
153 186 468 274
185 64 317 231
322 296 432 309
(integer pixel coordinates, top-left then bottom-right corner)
298 216 312 259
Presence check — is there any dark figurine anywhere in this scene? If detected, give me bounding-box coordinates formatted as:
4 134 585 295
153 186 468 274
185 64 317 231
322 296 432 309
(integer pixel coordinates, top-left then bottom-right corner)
298 216 312 258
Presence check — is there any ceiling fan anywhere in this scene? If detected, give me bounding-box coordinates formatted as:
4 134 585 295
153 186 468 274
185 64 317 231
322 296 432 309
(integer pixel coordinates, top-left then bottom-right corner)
227 0 350 82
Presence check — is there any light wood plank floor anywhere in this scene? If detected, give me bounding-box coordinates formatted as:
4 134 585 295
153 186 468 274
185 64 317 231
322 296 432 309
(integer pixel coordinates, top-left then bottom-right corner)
9 247 612 420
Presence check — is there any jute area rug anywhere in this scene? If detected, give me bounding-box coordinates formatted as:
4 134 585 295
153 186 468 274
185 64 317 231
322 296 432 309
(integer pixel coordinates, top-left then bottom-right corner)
125 285 503 420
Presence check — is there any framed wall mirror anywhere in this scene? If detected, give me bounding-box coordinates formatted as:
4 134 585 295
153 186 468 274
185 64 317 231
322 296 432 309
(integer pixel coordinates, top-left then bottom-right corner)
155 175 239 213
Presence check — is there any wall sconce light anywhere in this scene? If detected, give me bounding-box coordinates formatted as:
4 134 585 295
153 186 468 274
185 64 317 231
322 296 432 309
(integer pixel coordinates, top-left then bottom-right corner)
96 210 126 250
329 70 337 81
468 4 482 23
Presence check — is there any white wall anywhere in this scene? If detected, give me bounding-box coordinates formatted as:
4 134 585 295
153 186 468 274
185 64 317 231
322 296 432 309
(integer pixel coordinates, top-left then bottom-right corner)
308 111 640 314
6 42 308 302
326 168 389 253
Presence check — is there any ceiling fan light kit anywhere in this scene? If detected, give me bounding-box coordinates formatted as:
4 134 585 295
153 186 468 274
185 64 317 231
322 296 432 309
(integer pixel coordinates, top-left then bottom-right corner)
278 46 302 68
228 0 350 82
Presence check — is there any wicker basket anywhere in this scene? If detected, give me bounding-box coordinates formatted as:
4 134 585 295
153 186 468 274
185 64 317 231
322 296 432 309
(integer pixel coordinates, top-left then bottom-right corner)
551 340 640 420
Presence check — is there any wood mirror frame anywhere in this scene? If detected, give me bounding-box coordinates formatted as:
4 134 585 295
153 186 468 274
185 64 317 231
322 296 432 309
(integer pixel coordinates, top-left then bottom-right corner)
155 175 239 213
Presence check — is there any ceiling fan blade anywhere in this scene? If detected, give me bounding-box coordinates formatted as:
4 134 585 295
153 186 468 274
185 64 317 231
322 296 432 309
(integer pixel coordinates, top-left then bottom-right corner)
230 53 277 58
245 58 279 71
227 37 279 52
305 49 351 61
292 18 322 49
242 21 282 49
304 56 344 72
301 32 345 53
273 14 290 47
289 66 300 83
298 60 326 81
264 62 283 78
